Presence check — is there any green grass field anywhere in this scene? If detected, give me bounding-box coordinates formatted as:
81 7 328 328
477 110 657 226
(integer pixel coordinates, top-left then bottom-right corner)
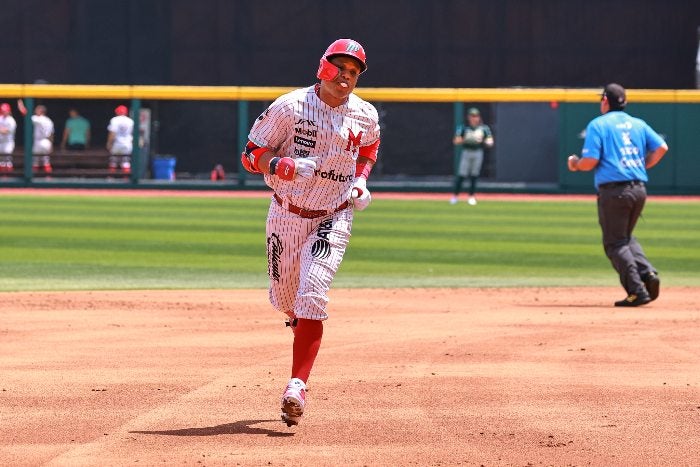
1 193 698 291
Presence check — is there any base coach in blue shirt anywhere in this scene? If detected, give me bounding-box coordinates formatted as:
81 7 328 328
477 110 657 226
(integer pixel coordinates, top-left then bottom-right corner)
567 83 668 307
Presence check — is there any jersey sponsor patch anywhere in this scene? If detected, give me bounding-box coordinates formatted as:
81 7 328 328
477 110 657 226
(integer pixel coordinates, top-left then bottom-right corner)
294 135 316 148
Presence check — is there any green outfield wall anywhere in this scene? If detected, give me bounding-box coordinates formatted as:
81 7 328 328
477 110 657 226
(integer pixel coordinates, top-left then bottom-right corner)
1 85 699 194
560 102 700 194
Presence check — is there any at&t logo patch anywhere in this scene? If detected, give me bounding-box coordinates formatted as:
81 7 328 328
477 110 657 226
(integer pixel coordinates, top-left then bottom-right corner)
311 219 333 260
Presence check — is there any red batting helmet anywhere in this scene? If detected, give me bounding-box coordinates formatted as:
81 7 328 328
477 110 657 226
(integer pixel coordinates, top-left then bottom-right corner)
316 38 367 81
115 105 128 116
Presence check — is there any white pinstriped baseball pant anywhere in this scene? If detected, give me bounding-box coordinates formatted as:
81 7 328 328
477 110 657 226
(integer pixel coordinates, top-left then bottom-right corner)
266 198 353 321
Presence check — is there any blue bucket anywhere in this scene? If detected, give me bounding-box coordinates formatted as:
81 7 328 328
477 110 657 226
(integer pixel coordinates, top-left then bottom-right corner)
152 157 176 180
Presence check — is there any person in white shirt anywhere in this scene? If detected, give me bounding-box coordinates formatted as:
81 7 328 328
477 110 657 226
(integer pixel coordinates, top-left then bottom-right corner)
0 102 17 172
18 100 54 173
106 105 134 174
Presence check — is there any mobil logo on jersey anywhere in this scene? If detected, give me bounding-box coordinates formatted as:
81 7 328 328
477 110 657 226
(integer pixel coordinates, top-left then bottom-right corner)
293 118 318 148
294 127 317 138
344 128 363 159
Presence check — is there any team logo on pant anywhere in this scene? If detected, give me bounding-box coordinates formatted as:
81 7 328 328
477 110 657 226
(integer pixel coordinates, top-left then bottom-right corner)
267 233 283 281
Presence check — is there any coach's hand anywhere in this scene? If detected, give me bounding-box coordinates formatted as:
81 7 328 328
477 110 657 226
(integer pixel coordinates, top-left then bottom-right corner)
270 156 318 180
567 154 580 172
351 177 371 211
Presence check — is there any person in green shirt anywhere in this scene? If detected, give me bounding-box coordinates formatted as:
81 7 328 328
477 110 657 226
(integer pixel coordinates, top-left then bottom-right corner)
60 108 91 150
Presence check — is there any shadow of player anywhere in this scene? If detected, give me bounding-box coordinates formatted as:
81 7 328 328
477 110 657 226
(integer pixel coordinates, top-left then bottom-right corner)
129 419 293 438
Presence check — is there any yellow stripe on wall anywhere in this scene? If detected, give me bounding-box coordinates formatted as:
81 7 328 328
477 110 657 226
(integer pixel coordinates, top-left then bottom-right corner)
1 84 699 103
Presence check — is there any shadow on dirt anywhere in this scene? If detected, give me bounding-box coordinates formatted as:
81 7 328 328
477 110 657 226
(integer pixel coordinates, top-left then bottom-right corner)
130 419 294 438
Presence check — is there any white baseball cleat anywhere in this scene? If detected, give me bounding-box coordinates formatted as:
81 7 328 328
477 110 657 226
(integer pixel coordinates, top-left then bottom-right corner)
467 196 477 206
281 378 306 427
449 196 458 205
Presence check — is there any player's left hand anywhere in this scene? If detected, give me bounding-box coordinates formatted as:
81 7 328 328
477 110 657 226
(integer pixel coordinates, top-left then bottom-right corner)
351 177 371 211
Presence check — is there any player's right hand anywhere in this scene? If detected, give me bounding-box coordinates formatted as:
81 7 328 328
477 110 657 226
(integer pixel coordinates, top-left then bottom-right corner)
272 156 318 180
294 157 318 178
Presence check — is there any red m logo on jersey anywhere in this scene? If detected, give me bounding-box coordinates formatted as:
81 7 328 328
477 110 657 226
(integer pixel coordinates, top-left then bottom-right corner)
345 129 363 152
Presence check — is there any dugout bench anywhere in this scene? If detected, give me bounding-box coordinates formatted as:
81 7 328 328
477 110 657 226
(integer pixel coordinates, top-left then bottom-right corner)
2 148 124 178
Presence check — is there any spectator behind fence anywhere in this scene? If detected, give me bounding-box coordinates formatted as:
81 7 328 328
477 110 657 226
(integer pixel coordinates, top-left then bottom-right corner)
0 102 17 172
106 105 134 174
18 99 54 173
60 108 91 150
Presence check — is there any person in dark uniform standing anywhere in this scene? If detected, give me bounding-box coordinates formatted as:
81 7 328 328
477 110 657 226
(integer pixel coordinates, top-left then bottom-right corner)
567 83 668 307
450 107 494 205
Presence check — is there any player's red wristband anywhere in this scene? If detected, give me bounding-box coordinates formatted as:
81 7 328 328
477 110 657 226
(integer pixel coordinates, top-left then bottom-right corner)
271 157 296 180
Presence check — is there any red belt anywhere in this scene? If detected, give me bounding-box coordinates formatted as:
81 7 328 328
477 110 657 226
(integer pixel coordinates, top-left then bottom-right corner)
274 193 349 219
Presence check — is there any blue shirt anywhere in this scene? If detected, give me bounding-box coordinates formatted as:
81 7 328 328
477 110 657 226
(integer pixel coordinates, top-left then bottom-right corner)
581 111 665 189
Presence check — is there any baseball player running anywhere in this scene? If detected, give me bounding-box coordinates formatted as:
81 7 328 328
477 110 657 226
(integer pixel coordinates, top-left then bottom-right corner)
241 38 380 426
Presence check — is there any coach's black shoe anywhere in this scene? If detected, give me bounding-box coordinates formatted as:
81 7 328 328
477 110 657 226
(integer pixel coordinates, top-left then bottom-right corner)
614 293 651 307
644 272 660 301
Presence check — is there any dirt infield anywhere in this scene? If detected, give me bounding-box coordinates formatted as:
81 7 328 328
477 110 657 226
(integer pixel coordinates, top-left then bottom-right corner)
2 287 699 466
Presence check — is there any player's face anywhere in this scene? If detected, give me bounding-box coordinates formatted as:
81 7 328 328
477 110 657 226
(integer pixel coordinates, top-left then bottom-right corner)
321 56 362 103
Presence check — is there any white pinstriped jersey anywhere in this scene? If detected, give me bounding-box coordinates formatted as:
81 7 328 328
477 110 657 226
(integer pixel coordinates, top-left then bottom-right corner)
0 115 17 146
31 115 54 141
248 85 380 211
31 115 54 155
107 115 134 155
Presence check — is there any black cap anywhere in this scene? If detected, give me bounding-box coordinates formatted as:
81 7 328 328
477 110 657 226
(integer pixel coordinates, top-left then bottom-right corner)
602 83 626 110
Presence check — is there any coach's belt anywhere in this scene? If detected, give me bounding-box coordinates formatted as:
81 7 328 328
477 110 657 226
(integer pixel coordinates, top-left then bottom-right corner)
273 193 349 219
598 180 645 189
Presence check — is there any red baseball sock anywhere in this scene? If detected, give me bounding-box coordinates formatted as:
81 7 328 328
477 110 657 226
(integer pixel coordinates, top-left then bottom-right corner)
291 318 323 383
